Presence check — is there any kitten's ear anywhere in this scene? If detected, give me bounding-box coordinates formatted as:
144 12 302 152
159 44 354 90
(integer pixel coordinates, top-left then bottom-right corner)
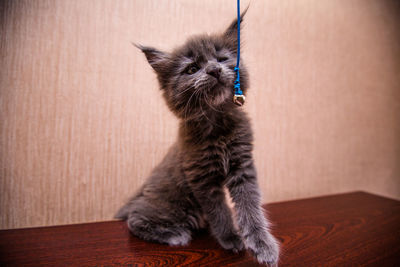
223 6 249 52
134 43 170 73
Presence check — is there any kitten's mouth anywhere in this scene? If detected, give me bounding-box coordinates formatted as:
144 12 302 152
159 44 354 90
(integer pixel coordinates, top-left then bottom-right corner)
201 79 231 106
208 77 227 89
217 80 227 86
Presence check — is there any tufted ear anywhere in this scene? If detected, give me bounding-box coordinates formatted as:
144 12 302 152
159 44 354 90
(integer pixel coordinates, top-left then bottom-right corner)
134 43 170 74
223 7 248 53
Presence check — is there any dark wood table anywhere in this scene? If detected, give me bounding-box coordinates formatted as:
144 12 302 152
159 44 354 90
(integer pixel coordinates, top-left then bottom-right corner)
1 192 399 266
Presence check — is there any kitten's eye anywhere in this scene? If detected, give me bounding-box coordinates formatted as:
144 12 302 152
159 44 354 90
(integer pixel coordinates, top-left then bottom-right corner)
217 56 228 62
186 65 199 75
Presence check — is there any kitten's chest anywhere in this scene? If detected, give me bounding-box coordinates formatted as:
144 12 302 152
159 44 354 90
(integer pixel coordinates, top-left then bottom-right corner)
180 115 252 180
183 137 234 178
213 139 231 176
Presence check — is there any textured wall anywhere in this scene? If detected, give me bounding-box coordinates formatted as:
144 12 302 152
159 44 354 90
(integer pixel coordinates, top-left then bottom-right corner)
1 0 399 229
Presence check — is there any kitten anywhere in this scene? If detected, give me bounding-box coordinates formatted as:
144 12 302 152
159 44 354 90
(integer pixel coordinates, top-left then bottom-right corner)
116 12 280 265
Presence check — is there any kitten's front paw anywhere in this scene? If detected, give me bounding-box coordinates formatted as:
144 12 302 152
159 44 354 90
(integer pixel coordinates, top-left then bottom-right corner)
218 232 244 253
246 233 279 265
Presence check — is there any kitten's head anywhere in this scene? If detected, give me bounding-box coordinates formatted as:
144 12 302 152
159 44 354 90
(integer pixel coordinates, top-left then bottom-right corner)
137 12 249 120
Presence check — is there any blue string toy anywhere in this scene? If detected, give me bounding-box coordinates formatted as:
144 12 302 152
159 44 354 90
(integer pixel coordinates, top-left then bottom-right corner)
233 0 245 106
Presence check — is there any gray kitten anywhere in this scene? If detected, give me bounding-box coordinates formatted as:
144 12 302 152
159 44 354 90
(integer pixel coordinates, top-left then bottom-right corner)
116 13 280 265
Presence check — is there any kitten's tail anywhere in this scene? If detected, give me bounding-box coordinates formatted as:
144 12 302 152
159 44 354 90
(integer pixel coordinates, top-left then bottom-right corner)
114 194 141 220
114 203 131 220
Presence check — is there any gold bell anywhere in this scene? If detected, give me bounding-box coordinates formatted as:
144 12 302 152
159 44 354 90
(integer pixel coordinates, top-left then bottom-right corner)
233 94 245 106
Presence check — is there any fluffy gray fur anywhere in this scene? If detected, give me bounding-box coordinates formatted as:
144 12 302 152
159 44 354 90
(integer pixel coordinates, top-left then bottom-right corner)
116 12 280 265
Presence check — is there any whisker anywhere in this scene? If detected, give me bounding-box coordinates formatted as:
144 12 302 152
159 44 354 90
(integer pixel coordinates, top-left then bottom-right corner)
175 86 193 98
183 86 199 120
198 90 223 128
203 91 223 113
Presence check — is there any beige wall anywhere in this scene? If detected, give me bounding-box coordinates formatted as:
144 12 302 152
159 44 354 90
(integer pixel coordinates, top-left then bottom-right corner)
1 0 399 229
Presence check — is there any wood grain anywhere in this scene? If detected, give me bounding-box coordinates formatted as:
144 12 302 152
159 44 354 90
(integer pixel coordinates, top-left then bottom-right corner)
1 0 400 229
0 192 399 266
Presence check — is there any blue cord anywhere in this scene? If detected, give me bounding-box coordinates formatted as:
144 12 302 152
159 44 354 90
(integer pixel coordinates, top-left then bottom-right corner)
234 0 243 96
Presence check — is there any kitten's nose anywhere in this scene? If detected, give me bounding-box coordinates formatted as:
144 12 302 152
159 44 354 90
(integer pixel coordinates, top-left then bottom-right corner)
206 66 222 79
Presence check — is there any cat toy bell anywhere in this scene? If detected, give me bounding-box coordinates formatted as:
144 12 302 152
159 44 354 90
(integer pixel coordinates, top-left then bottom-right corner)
233 71 245 106
233 94 245 106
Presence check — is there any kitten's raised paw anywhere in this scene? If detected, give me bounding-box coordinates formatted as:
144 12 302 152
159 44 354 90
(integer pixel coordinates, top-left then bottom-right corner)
218 232 244 253
246 233 280 265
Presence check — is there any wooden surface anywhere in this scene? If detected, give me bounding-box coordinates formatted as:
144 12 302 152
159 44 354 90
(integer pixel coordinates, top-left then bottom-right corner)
1 192 399 266
1 0 400 230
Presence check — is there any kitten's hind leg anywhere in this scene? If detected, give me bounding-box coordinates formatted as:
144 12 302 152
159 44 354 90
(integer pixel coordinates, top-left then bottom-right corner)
126 212 192 246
